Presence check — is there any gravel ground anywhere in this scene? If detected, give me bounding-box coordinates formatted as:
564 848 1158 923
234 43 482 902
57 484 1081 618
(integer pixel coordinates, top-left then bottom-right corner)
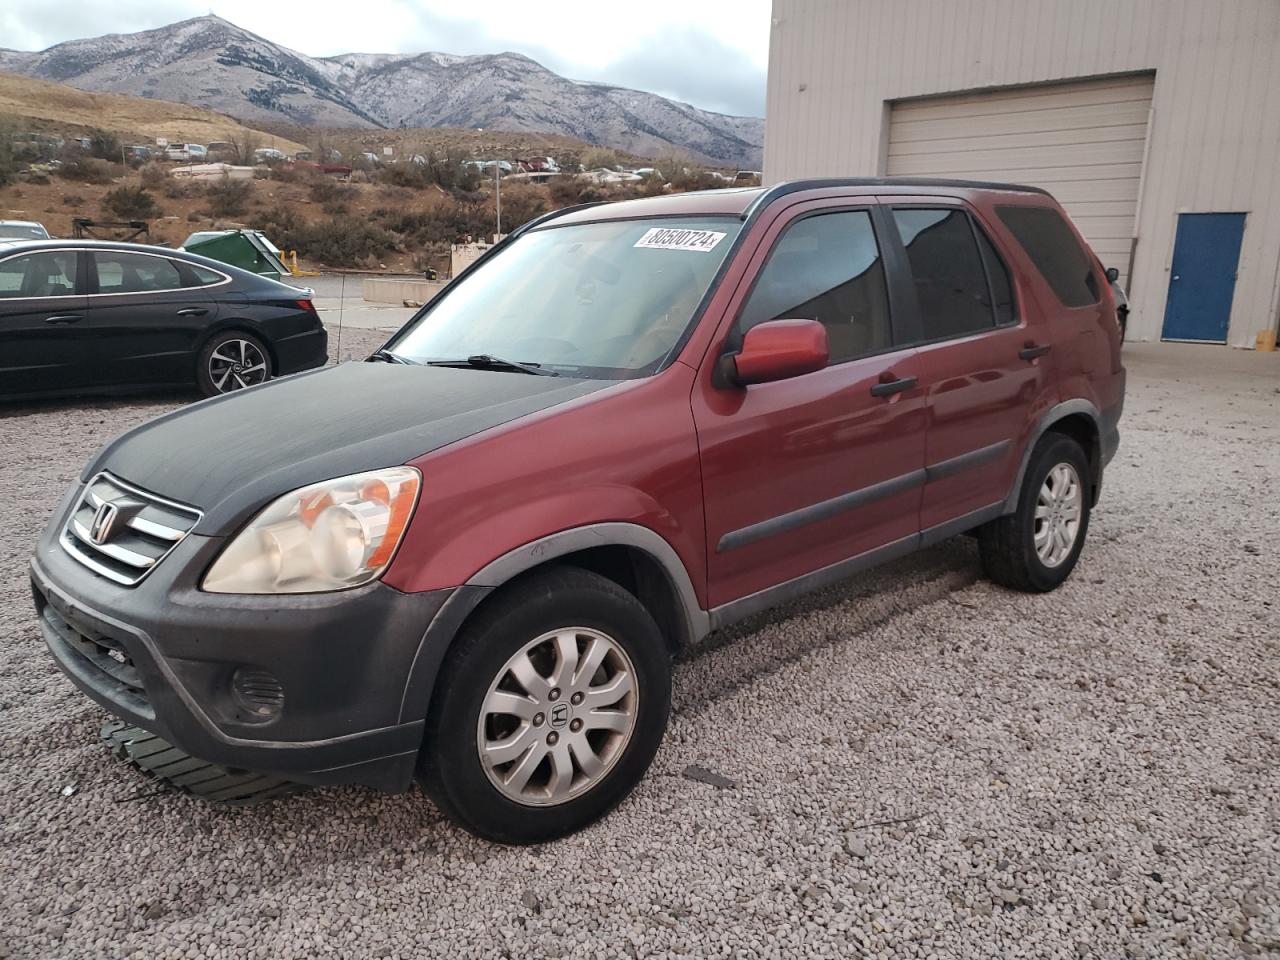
2 339 1277 959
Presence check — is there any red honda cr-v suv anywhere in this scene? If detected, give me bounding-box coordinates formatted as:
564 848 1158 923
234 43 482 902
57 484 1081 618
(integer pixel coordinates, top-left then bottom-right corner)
32 179 1124 843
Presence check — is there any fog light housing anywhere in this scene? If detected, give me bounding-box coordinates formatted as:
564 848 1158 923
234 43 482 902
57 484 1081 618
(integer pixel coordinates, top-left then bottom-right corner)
230 667 284 723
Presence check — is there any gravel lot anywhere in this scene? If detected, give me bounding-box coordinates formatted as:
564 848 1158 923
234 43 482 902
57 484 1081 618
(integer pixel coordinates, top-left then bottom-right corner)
2 338 1277 959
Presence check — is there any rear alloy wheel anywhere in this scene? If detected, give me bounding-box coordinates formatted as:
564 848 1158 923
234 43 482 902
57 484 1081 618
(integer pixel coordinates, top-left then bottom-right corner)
198 332 272 396
421 567 671 844
979 433 1092 592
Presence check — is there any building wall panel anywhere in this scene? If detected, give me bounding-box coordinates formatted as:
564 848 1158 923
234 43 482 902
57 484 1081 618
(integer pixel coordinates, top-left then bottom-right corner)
765 0 1280 346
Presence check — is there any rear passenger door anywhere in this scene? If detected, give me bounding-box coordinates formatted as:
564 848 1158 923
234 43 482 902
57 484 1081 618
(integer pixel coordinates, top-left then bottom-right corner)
879 201 1045 534
85 249 223 388
692 199 927 610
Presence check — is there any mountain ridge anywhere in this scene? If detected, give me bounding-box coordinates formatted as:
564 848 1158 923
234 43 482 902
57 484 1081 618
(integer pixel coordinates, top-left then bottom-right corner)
0 16 764 166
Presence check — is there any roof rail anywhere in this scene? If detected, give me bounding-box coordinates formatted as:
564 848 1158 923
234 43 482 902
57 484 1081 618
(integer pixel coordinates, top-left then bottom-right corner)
740 177 1051 221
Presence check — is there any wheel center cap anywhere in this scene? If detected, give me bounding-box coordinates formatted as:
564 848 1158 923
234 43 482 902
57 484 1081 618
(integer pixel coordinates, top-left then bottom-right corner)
232 363 243 373
549 702 571 729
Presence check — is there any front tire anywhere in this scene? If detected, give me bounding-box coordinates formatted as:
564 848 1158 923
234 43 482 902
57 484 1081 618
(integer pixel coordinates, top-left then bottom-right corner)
420 567 672 844
197 331 273 397
979 434 1091 592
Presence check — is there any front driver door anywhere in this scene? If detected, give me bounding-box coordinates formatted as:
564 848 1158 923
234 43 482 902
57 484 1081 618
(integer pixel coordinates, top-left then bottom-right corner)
0 248 89 397
691 200 927 614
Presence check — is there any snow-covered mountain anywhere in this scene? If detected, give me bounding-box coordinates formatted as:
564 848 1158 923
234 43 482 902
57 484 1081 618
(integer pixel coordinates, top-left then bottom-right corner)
0 16 764 166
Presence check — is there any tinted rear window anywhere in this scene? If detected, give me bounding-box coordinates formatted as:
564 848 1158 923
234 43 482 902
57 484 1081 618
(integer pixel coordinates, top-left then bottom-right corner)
997 205 1099 307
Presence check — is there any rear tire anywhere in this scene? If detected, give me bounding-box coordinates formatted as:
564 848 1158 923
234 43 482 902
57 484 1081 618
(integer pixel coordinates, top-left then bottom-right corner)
979 434 1091 592
420 567 672 844
197 330 273 397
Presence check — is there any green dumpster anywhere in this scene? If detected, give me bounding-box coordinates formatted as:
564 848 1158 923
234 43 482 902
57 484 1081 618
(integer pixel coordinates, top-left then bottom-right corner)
181 229 291 281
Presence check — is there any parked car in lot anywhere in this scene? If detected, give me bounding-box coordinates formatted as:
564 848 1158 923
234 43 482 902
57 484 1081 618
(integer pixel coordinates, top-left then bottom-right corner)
164 143 208 162
0 239 325 401
0 220 51 240
31 179 1124 844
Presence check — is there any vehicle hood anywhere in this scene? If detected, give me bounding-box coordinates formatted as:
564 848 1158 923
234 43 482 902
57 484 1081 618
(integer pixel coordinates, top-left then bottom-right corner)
83 362 614 535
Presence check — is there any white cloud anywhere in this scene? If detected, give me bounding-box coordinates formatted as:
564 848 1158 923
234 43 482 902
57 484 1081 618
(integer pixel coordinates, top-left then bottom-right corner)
1 0 771 115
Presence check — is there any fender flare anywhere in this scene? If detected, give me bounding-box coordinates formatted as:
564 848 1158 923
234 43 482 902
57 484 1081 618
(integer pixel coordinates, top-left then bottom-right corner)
396 523 710 728
1002 398 1103 513
466 522 711 645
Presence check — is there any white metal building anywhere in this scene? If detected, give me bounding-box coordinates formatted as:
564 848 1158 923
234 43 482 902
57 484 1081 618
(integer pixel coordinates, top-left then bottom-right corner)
763 0 1280 347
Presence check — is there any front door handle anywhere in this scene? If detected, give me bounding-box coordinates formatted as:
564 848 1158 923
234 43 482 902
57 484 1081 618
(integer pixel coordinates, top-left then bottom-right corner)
1019 343 1052 361
870 373 918 398
176 307 209 317
44 314 83 325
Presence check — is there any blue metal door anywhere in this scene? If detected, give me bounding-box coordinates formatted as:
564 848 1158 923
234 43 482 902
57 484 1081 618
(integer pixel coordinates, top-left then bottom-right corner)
1161 212 1246 343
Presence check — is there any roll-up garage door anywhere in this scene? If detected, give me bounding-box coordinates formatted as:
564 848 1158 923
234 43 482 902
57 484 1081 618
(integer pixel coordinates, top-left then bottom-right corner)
886 74 1154 286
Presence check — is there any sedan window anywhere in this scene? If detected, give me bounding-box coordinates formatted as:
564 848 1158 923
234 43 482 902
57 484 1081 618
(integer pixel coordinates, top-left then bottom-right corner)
0 251 79 298
93 251 183 294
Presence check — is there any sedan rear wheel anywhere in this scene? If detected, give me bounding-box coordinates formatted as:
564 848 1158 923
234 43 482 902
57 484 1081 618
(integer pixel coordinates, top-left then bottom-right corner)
197 332 273 397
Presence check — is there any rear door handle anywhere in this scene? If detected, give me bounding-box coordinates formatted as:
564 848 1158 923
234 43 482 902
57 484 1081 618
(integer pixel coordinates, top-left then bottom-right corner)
176 307 208 317
870 374 918 398
1019 343 1052 361
44 314 83 325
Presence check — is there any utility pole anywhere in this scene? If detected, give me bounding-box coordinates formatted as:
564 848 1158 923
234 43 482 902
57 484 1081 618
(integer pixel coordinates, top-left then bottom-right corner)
495 162 502 239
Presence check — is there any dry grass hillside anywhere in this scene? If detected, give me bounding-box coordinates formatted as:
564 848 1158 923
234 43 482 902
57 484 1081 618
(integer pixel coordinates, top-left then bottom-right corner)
258 121 655 169
0 71 305 153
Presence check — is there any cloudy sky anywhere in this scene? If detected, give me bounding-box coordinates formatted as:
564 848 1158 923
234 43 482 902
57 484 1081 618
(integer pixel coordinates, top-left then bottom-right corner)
0 0 773 117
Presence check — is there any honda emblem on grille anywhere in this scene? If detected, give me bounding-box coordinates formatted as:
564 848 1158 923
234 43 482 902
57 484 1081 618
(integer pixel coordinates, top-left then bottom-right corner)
89 500 121 545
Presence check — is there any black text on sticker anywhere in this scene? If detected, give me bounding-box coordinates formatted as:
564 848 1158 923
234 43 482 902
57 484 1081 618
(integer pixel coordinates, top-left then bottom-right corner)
634 228 727 253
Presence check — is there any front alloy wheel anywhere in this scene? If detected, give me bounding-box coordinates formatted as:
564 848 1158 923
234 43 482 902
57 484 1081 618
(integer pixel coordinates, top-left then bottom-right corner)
478 628 637 806
421 567 671 844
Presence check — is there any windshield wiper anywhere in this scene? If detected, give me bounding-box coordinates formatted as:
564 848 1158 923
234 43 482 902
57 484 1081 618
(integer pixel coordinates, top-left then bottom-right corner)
425 355 559 377
368 349 420 365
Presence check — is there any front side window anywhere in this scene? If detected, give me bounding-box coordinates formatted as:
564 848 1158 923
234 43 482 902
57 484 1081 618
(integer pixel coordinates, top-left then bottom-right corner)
0 251 78 299
391 217 741 378
893 208 996 340
996 205 1099 307
93 251 183 294
737 210 891 363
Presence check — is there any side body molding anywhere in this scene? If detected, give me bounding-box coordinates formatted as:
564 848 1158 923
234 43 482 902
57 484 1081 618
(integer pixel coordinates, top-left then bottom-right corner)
1002 398 1104 513
466 522 712 646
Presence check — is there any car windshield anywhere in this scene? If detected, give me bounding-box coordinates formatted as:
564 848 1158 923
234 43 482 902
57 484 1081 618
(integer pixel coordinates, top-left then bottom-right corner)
0 224 48 239
388 216 741 378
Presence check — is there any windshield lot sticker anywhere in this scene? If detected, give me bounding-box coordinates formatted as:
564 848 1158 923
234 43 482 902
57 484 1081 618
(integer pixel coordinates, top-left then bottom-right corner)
634 228 727 252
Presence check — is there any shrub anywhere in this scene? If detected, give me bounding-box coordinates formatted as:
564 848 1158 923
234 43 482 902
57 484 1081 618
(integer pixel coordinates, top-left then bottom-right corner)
496 183 548 231
88 130 122 162
582 147 621 171
548 176 607 208
308 174 353 214
206 175 252 217
61 193 84 207
57 157 114 184
101 185 161 220
250 205 395 267
139 163 169 189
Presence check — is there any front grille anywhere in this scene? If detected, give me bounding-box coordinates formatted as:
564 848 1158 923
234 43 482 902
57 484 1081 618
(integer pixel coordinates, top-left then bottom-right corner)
60 472 201 586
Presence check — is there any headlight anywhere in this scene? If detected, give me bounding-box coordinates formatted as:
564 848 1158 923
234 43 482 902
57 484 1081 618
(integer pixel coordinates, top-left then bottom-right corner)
202 467 421 594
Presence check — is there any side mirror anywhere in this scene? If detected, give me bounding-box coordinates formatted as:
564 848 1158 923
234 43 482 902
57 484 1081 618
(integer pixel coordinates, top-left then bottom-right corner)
721 318 829 387
1105 266 1119 284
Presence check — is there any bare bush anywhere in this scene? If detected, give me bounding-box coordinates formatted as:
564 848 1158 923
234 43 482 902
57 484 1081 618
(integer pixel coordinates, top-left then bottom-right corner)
57 157 115 184
101 185 161 220
139 163 169 189
206 175 253 217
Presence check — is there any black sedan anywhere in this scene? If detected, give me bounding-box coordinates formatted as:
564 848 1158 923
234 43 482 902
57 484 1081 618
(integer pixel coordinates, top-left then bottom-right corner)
0 240 327 401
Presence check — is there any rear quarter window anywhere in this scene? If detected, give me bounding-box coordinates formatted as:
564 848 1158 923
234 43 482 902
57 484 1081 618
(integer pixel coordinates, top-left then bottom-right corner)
996 205 1099 307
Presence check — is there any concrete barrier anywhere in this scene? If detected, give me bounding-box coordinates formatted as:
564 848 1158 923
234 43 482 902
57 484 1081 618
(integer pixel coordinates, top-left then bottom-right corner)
362 278 447 305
